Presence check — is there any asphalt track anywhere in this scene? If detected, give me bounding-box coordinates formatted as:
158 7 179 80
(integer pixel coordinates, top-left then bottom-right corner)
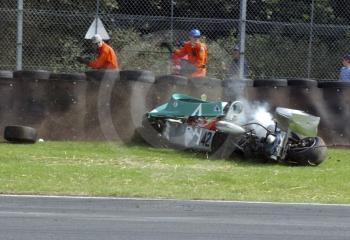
1 195 350 240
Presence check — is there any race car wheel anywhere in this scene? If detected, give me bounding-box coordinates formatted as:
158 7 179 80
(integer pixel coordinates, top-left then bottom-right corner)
210 132 238 159
4 126 38 143
132 116 169 147
285 136 327 166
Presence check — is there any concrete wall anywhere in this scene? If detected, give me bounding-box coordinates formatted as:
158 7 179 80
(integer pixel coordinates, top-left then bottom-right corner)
1 70 349 146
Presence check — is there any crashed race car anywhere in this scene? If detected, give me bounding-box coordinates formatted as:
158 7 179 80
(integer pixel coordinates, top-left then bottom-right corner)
138 93 327 166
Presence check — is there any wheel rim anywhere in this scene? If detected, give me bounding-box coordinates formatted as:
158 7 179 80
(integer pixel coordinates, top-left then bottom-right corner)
290 137 317 153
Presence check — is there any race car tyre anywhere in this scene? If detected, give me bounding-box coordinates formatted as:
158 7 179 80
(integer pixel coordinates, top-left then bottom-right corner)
287 78 318 87
13 70 50 80
4 125 38 143
132 127 167 147
85 69 119 81
50 72 86 81
210 132 238 159
285 136 327 166
120 70 155 83
0 70 13 79
132 116 170 148
155 74 188 86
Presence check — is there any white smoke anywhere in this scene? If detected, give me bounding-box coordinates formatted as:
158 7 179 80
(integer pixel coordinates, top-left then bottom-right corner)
224 79 275 138
234 99 275 138
250 104 275 137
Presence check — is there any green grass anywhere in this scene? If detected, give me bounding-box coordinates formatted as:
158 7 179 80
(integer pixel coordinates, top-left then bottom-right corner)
0 141 349 204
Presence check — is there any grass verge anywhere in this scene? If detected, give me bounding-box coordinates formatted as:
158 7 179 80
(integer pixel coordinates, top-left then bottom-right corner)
0 141 349 203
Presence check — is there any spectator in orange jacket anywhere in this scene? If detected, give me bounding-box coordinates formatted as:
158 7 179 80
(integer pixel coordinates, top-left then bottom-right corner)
78 34 119 70
173 29 208 78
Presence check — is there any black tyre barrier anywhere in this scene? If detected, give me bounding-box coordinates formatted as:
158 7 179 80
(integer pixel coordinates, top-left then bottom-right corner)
4 69 350 146
120 70 155 83
4 125 37 143
12 71 51 127
287 78 318 87
50 72 86 81
190 76 222 87
151 74 189 106
12 77 50 126
108 71 156 143
48 73 87 112
155 74 188 86
189 77 223 101
317 80 350 145
0 78 16 137
86 69 118 82
222 79 254 101
253 79 288 87
84 70 120 140
13 70 50 80
318 81 350 88
8 72 88 140
0 70 13 79
35 73 88 140
287 78 321 115
251 79 289 109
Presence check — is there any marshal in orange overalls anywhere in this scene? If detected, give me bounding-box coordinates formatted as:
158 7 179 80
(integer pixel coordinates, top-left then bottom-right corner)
88 42 119 70
174 41 208 78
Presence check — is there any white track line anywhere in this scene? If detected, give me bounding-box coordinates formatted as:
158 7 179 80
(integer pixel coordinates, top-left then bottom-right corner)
1 194 350 207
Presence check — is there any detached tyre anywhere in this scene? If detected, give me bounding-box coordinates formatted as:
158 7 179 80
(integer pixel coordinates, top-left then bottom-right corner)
285 137 327 166
4 126 38 143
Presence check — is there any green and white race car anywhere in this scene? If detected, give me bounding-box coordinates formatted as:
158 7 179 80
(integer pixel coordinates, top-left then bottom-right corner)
138 93 327 166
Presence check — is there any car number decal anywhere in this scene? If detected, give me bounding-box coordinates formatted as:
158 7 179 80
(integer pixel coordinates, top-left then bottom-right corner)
200 131 213 147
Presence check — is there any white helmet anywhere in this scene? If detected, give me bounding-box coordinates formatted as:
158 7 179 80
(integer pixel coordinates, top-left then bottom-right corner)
91 34 103 44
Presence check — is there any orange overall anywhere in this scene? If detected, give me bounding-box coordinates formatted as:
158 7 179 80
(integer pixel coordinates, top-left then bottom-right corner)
88 42 119 70
174 41 208 78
